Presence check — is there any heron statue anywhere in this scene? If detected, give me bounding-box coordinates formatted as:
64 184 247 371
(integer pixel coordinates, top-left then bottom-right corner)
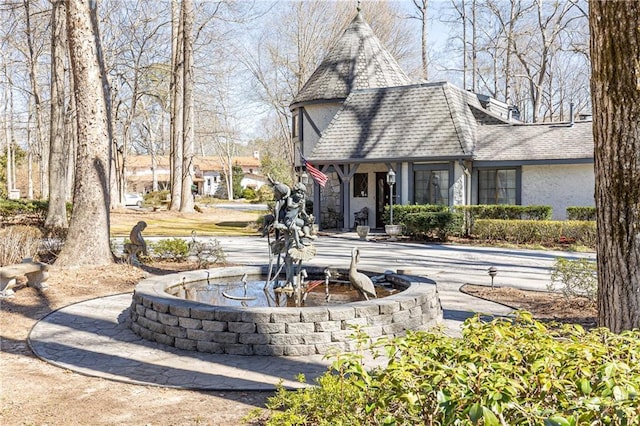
349 247 377 300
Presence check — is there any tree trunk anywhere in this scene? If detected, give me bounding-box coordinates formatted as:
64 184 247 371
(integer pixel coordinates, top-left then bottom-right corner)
179 0 195 212
4 71 14 195
56 0 113 267
46 0 70 229
23 0 48 200
412 0 428 80
170 0 183 210
590 0 640 332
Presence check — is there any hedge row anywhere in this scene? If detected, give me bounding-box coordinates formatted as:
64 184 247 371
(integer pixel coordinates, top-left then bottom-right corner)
403 211 463 241
382 204 449 226
567 206 597 221
455 204 552 220
472 219 597 247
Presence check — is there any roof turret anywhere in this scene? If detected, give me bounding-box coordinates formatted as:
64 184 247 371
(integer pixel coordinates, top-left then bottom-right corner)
290 12 412 108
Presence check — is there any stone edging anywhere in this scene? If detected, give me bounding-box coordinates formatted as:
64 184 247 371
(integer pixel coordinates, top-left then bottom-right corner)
129 265 442 356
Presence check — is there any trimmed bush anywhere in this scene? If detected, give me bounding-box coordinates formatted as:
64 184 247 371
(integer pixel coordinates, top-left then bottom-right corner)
472 219 596 247
567 206 596 221
403 211 463 241
149 238 189 261
455 204 552 221
454 205 552 237
382 204 449 226
259 313 640 425
143 190 170 207
241 187 256 200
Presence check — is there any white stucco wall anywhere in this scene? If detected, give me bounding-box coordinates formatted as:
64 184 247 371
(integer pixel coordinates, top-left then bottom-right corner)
521 164 595 219
301 103 342 156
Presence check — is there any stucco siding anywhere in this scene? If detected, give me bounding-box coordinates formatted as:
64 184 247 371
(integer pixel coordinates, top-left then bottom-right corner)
521 164 594 219
301 103 342 156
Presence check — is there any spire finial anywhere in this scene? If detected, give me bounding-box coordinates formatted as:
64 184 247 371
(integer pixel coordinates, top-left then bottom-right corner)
356 0 361 12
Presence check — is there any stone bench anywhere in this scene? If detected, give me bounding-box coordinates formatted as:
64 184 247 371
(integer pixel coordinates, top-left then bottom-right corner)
0 258 50 298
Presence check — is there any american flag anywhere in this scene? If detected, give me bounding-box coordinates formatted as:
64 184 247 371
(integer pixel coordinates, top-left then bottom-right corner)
302 157 328 187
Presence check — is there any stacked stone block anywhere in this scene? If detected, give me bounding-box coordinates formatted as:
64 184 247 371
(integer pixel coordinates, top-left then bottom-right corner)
129 267 442 356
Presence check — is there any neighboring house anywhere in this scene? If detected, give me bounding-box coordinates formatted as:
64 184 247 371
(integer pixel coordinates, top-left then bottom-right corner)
126 155 263 197
290 10 594 229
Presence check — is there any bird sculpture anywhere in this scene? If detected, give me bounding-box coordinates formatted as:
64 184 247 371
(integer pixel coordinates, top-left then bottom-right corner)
349 247 377 300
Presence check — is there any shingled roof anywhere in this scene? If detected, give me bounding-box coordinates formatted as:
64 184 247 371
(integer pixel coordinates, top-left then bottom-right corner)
474 121 593 162
309 82 509 162
290 12 412 107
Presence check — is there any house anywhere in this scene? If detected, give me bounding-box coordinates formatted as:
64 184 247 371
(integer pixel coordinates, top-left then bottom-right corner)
290 10 594 229
126 155 264 197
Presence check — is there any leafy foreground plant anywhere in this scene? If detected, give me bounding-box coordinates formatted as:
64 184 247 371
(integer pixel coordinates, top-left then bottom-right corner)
254 313 640 425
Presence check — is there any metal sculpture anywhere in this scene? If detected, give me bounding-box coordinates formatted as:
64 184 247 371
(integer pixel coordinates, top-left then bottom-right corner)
262 177 317 304
349 247 377 300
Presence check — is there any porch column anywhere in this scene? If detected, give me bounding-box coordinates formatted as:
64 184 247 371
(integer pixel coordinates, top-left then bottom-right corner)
313 183 321 230
342 176 351 231
400 162 409 204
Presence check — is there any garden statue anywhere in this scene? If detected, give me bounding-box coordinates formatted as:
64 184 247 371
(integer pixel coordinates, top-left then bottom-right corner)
125 221 147 264
263 177 317 295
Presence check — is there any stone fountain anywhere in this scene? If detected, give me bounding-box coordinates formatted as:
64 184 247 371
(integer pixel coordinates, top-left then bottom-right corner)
129 179 443 356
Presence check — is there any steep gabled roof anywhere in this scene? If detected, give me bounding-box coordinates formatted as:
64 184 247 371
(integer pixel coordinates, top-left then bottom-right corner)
309 82 508 162
474 121 593 162
290 12 412 107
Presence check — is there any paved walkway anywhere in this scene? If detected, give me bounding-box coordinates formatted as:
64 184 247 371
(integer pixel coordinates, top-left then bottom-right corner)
28 233 595 391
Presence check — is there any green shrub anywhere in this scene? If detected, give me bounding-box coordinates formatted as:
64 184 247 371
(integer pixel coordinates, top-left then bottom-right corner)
472 219 596 248
241 187 256 200
382 204 449 226
255 185 274 203
403 211 463 241
258 313 640 425
455 204 552 221
0 199 49 226
143 190 170 207
566 206 596 221
149 238 189 261
549 257 597 302
455 205 552 236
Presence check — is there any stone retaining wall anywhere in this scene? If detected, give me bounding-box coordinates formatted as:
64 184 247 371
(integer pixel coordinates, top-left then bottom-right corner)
129 265 442 356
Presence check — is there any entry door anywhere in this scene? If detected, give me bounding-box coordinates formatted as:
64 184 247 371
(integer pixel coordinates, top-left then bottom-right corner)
375 172 393 228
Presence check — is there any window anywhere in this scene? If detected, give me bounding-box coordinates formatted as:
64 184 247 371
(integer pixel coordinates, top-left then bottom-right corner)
292 113 299 138
353 173 368 197
414 169 449 205
478 169 517 204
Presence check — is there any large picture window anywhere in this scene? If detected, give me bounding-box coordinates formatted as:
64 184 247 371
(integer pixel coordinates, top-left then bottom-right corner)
414 169 449 205
478 169 517 204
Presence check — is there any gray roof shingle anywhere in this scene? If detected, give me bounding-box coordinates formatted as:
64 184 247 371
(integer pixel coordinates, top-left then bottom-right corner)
290 12 412 107
474 121 593 162
310 82 504 162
